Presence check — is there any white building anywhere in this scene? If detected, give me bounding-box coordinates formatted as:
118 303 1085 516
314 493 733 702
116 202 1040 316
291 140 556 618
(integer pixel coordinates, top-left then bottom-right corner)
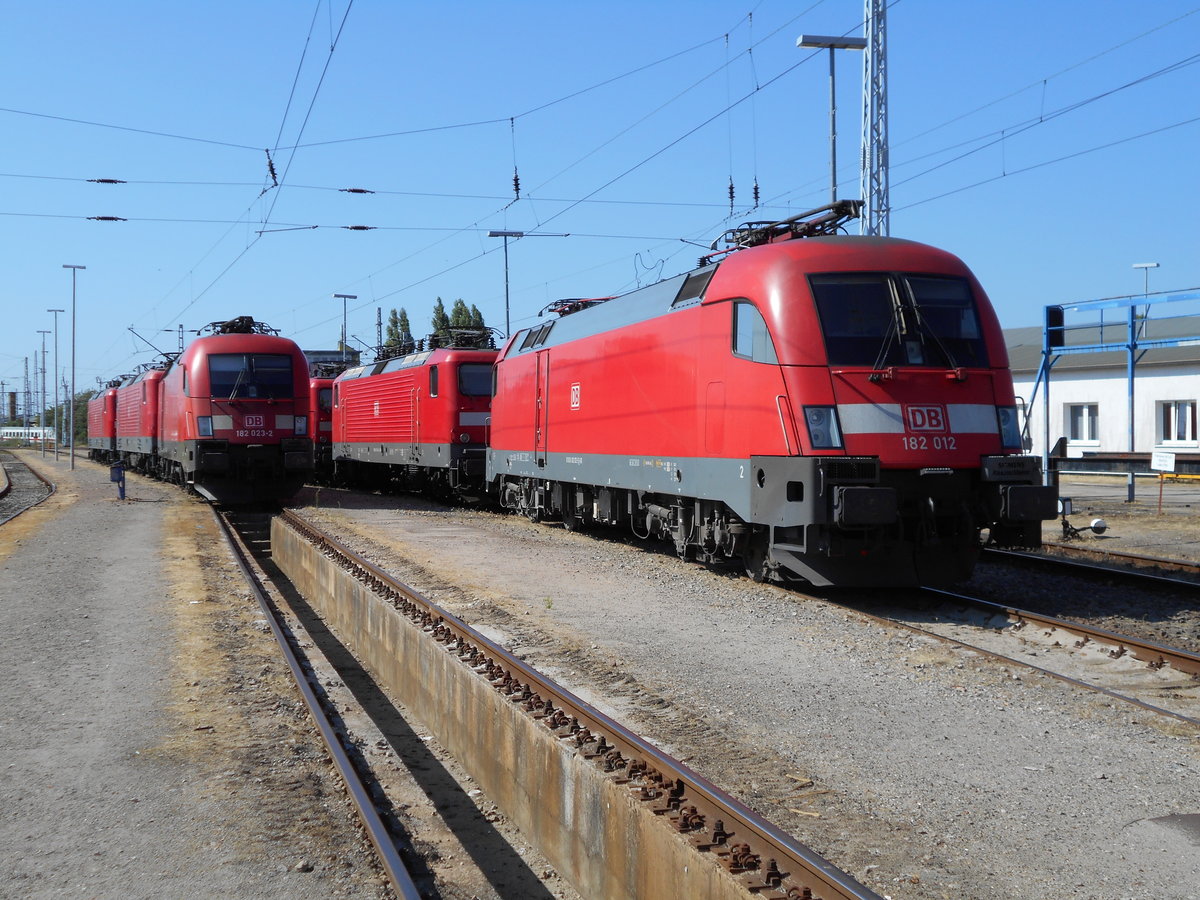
1007 314 1200 468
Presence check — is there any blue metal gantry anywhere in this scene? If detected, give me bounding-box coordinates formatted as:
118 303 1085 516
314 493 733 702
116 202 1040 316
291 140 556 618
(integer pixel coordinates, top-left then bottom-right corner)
1031 288 1200 500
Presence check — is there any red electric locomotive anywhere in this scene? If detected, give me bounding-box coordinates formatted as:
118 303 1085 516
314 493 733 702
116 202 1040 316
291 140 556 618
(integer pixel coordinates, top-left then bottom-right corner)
310 374 335 478
86 382 118 459
114 364 167 470
155 317 313 504
486 202 1057 587
331 339 497 496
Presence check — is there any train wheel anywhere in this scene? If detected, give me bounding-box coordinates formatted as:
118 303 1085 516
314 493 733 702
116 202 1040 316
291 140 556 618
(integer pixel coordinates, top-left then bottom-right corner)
562 505 582 532
742 534 771 582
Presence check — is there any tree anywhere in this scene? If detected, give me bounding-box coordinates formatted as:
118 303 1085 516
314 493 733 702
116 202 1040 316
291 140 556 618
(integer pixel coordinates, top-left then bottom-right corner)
431 298 451 337
449 298 472 328
383 307 415 356
72 389 96 443
385 308 401 346
470 304 486 329
398 308 413 346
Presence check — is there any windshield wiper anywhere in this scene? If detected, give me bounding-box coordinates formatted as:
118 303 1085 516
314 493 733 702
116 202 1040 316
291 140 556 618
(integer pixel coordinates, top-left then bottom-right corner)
908 303 960 372
228 362 248 399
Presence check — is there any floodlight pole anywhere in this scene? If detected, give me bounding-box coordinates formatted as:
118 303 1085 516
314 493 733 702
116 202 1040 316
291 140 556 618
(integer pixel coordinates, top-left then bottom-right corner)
63 264 85 470
798 34 867 204
1132 262 1158 299
48 308 64 459
333 294 357 362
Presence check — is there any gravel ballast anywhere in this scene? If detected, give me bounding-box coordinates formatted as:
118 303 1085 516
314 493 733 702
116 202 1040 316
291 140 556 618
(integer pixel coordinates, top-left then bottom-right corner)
295 485 1200 900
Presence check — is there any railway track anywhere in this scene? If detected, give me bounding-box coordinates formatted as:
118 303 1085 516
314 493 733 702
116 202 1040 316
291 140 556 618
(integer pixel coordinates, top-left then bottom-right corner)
986 542 1200 584
971 545 1200 655
214 507 423 900
835 565 1200 727
0 450 54 526
245 506 884 900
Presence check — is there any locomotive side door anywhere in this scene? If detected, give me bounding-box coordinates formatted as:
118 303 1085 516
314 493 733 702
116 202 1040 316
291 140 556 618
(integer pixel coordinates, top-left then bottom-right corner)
534 349 550 467
409 386 419 462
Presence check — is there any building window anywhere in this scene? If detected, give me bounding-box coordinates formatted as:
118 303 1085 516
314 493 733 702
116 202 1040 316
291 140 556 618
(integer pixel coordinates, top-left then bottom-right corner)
1066 403 1098 442
1158 400 1197 444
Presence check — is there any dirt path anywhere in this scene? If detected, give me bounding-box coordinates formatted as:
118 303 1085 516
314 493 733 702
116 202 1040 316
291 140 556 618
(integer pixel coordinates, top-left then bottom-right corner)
0 453 387 898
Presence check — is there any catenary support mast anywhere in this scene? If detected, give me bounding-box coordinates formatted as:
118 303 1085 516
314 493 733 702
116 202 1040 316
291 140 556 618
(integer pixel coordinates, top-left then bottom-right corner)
860 0 889 235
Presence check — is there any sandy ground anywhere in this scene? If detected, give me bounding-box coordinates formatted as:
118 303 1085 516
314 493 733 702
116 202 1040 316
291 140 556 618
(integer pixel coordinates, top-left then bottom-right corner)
0 452 388 898
1053 475 1200 561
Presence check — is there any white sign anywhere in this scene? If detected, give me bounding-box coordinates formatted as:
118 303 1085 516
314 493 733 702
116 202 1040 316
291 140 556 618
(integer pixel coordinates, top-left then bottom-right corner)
1151 450 1176 472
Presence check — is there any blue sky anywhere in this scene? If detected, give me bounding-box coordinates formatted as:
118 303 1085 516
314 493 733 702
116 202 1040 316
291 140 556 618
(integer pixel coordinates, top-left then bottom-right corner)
3 1 1198 399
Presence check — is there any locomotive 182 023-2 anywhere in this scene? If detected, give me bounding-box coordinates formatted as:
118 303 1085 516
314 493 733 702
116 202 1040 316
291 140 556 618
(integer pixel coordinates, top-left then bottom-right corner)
327 202 1058 587
88 317 313 504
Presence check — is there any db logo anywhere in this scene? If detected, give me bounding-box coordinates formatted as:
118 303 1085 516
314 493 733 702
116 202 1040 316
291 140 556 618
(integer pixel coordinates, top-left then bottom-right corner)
905 405 947 432
244 415 265 427
570 382 581 410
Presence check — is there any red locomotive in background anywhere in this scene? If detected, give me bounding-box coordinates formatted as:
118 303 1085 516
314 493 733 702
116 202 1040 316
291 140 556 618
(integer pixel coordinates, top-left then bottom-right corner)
86 383 118 457
115 365 167 462
308 374 335 477
485 202 1057 586
88 317 313 504
330 341 497 496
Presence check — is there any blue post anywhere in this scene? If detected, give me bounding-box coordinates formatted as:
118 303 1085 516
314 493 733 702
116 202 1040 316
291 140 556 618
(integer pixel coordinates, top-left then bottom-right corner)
109 462 126 501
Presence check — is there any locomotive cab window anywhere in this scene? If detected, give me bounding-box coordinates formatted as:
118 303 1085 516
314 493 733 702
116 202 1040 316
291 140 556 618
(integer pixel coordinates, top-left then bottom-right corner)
458 363 493 397
208 353 294 399
731 301 778 364
429 365 439 397
810 273 988 369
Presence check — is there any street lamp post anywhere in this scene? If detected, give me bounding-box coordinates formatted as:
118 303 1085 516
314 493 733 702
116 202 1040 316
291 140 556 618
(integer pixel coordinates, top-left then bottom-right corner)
332 294 357 362
47 308 64 460
63 264 85 470
37 330 49 457
1132 261 1159 297
797 34 867 204
486 231 569 337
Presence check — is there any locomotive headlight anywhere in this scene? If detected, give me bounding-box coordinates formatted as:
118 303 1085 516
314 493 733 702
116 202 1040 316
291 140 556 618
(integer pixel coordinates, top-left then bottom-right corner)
294 416 308 436
197 416 213 437
996 406 1022 449
459 433 470 443
804 406 843 449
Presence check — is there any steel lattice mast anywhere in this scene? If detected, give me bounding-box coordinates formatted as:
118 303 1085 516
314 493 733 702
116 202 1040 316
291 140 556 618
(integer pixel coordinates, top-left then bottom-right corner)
860 0 889 235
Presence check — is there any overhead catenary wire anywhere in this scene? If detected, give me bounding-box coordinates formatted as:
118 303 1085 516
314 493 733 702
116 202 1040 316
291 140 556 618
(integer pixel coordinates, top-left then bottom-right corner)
893 113 1200 214
11 3 1196 386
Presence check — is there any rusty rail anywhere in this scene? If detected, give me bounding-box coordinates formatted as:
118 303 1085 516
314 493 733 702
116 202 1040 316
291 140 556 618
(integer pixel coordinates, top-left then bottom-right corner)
0 450 56 526
278 508 881 900
216 509 422 900
927 586 1200 680
989 543 1200 581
